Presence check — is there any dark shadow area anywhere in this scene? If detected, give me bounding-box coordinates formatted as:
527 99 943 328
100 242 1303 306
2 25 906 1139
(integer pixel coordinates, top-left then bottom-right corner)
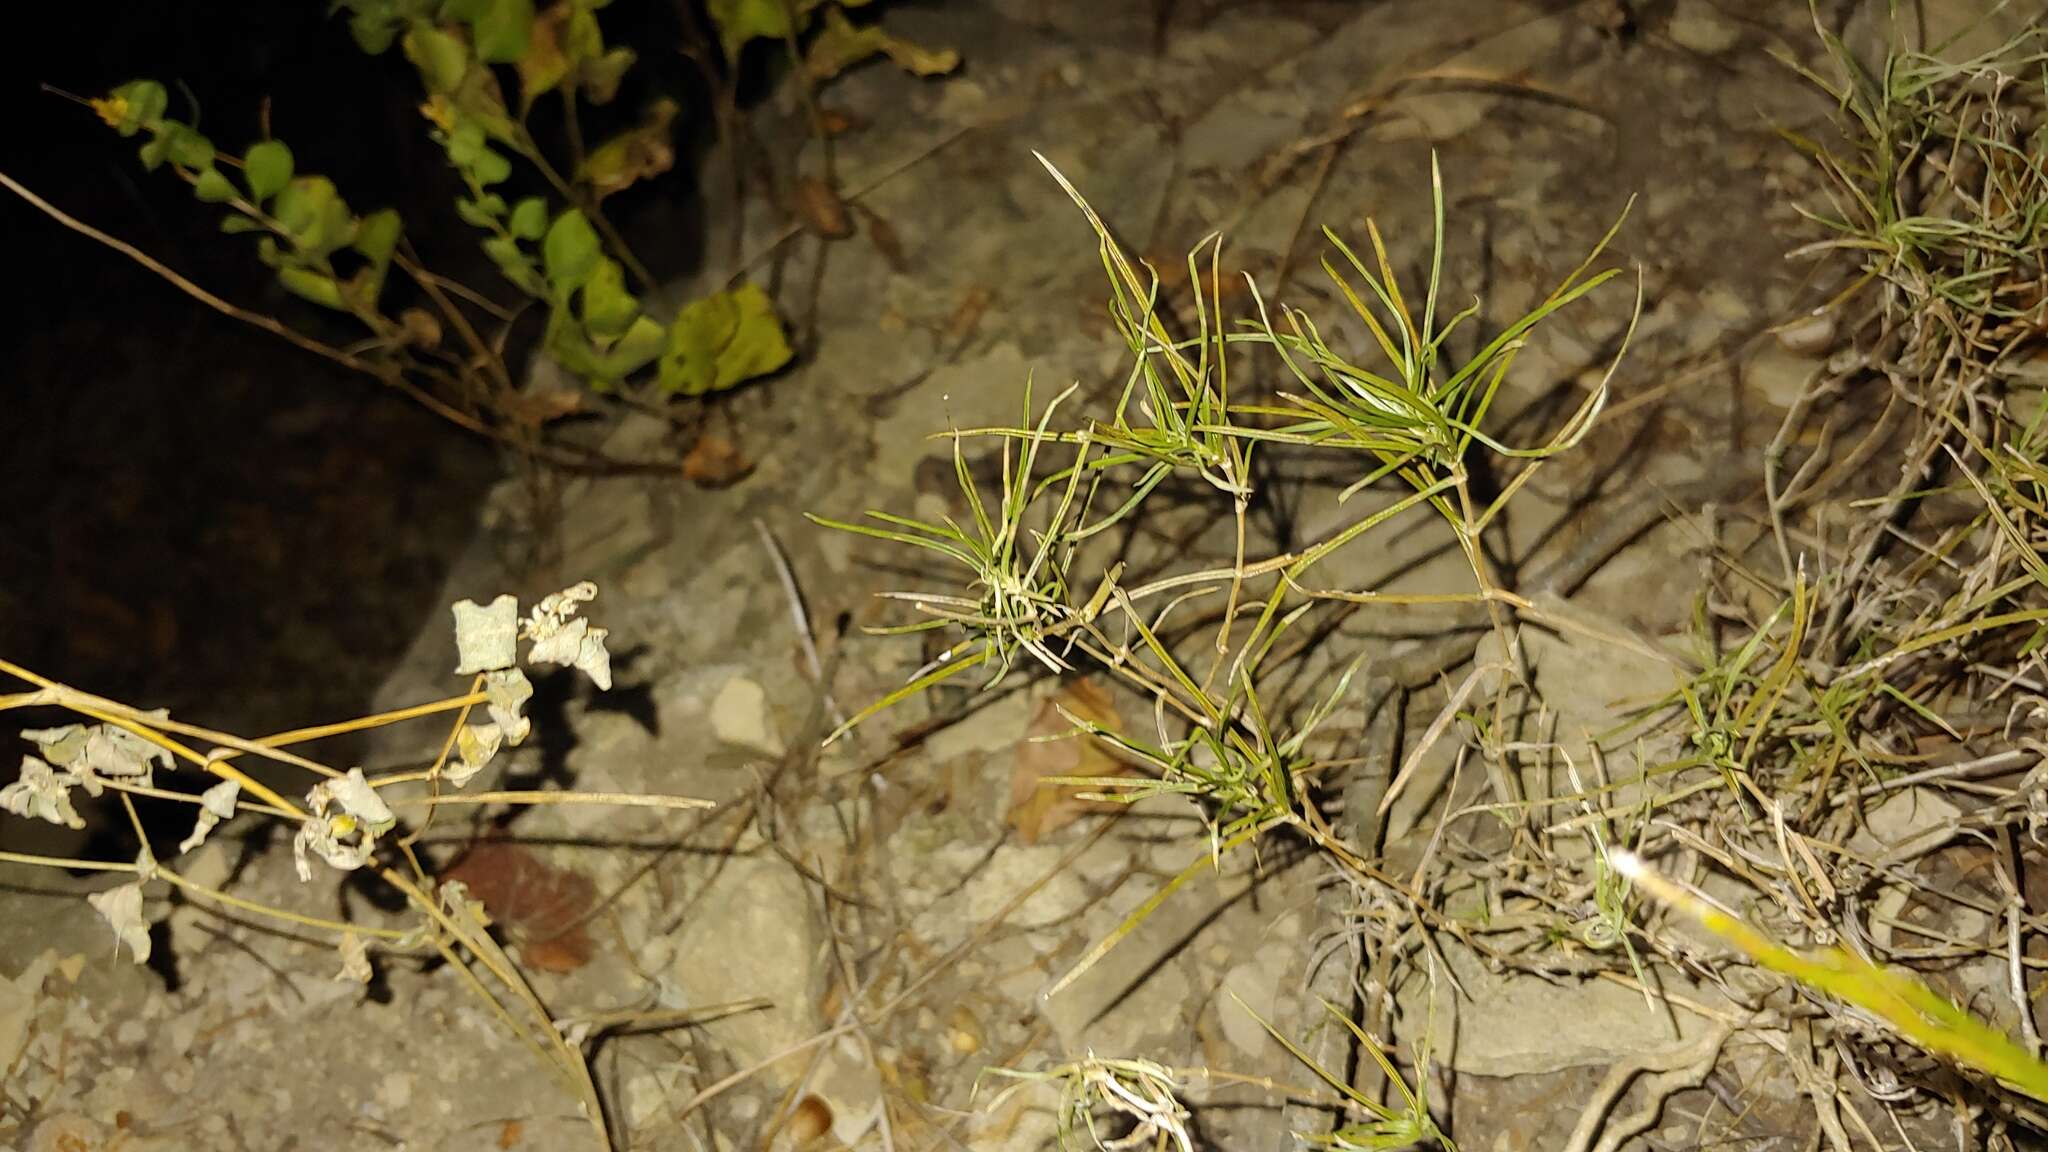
0 1 712 748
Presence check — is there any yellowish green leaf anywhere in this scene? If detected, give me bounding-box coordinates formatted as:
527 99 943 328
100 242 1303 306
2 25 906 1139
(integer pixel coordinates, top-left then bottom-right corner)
278 267 346 309
579 260 640 339
193 166 237 203
656 282 793 396
576 98 678 201
403 24 471 95
242 140 294 201
804 5 959 82
541 208 602 294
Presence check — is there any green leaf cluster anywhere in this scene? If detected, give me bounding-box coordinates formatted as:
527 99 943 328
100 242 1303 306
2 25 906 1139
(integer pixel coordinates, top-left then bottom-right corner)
705 0 957 82
91 80 401 314
87 1 801 406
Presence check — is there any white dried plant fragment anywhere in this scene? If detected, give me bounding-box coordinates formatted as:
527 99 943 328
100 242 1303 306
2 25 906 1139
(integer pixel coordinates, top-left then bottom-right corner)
26 721 173 796
295 818 370 881
1 756 85 829
521 581 613 689
446 722 503 789
525 581 597 634
87 882 150 965
324 768 396 832
85 721 172 787
293 768 397 882
177 779 242 854
20 725 89 770
440 879 492 930
485 667 534 746
335 931 372 985
452 594 519 675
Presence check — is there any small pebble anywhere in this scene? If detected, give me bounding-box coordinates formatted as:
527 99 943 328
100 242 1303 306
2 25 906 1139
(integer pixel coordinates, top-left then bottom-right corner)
1775 311 1836 356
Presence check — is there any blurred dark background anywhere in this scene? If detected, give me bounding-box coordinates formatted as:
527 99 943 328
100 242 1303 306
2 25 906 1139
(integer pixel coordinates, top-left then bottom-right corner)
0 1 719 735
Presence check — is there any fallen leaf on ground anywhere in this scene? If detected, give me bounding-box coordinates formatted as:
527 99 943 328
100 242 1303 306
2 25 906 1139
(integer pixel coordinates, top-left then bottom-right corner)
1007 677 1135 844
683 432 754 488
793 176 853 240
940 286 990 347
818 107 866 136
858 205 907 272
803 6 960 81
441 841 597 973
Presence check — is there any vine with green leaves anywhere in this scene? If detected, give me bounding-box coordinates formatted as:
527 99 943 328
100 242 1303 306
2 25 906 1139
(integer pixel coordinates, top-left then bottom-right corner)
10 0 956 469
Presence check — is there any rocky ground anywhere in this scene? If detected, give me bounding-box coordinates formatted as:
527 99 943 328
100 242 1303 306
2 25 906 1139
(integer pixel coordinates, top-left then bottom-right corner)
5 1 2041 1150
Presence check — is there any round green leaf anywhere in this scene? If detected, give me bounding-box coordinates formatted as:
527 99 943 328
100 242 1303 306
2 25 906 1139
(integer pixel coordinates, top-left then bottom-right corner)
353 209 403 270
403 24 470 95
578 260 640 339
508 197 548 240
470 0 535 64
193 166 238 203
272 177 354 258
541 209 602 294
277 267 346 310
482 235 545 296
164 124 216 171
455 194 508 228
243 140 294 202
445 119 512 188
598 314 666 380
102 80 169 137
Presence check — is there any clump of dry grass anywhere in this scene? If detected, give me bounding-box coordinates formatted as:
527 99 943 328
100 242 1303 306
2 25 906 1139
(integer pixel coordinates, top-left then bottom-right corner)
816 9 2048 1150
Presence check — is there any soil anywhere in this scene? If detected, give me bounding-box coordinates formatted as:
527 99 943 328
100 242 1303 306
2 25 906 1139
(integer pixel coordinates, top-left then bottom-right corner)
4 1 2037 1151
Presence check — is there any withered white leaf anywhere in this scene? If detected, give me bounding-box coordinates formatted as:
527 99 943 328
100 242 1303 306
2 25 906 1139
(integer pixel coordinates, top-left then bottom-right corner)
294 768 394 881
452 594 520 675
440 879 492 929
522 581 613 689
526 615 589 670
1 756 85 829
315 768 395 834
335 931 372 985
20 725 88 769
447 722 503 788
575 626 613 691
22 723 168 796
177 779 242 854
294 815 374 881
522 582 598 640
92 724 169 773
485 667 534 746
527 618 617 689
87 882 150 965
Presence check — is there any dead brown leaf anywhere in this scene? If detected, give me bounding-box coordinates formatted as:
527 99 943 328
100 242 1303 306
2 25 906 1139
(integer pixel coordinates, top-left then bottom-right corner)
441 841 596 974
398 307 443 348
858 204 907 273
940 285 990 348
818 107 867 136
793 177 854 240
682 431 754 488
1006 677 1134 844
501 384 585 427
